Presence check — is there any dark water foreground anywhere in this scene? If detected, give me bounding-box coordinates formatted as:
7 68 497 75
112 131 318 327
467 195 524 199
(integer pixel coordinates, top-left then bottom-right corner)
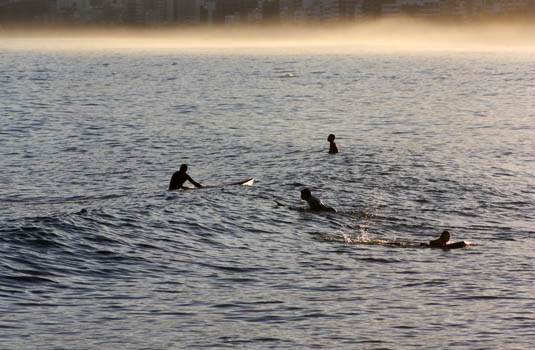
1 48 534 349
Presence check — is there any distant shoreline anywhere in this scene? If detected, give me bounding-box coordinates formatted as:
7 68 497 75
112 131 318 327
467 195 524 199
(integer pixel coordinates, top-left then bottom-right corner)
1 14 535 33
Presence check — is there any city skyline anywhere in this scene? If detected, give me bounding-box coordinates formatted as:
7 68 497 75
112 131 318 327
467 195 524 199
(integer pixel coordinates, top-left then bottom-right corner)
1 0 535 26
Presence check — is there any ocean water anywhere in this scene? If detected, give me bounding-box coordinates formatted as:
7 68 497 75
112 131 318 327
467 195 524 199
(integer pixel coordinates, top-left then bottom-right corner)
0 45 534 349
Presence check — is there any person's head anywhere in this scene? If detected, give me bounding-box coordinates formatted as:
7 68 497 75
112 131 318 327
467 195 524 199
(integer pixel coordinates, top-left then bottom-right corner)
328 134 335 142
179 164 188 173
440 230 450 242
301 188 311 200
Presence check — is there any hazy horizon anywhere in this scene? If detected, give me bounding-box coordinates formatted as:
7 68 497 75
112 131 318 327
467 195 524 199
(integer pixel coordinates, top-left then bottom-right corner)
1 18 534 54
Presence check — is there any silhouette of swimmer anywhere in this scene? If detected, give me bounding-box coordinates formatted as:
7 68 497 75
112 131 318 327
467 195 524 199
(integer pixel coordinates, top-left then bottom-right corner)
420 230 467 249
301 188 336 212
328 134 339 154
169 164 202 190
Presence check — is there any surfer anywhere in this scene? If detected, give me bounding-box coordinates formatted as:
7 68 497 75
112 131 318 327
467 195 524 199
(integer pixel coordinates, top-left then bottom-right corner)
420 230 467 249
301 188 336 212
328 134 339 154
168 164 203 190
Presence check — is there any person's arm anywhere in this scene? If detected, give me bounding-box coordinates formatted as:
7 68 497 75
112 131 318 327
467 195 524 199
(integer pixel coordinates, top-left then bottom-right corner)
186 175 202 188
320 201 337 212
325 206 337 213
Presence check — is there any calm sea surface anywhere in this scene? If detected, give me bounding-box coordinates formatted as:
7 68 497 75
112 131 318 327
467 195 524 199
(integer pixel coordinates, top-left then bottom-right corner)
0 44 534 349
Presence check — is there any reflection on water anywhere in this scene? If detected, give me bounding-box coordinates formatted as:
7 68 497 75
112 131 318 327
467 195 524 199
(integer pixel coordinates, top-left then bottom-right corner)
0 46 534 349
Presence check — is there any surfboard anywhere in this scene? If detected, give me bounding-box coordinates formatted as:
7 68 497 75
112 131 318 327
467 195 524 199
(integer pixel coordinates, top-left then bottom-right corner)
228 177 254 186
444 241 468 249
274 200 337 212
420 241 468 249
180 177 254 190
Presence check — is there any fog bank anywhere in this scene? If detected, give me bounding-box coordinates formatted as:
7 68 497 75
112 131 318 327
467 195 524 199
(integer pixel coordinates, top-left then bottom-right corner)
1 18 534 53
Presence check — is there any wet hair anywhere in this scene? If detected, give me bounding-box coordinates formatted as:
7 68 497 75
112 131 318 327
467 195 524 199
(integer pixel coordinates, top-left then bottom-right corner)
180 164 188 172
441 230 450 241
328 134 335 142
301 188 311 199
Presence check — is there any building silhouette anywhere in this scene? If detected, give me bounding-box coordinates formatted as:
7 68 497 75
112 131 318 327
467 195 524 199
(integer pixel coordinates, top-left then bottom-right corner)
0 0 53 22
1 0 535 25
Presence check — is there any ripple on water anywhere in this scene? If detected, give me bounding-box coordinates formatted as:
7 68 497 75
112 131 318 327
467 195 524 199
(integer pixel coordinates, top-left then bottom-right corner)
1 50 534 349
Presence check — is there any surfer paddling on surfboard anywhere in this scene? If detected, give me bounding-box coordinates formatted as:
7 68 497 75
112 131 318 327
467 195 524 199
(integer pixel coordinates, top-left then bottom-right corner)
301 188 336 212
420 230 467 249
169 164 203 190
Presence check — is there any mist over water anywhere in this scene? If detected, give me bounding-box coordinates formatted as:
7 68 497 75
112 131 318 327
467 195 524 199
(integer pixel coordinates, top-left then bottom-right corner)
1 18 535 53
1 19 534 349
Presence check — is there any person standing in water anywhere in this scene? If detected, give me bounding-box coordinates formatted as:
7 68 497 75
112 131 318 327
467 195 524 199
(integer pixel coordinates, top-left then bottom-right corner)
328 134 339 154
169 164 203 190
301 188 336 212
